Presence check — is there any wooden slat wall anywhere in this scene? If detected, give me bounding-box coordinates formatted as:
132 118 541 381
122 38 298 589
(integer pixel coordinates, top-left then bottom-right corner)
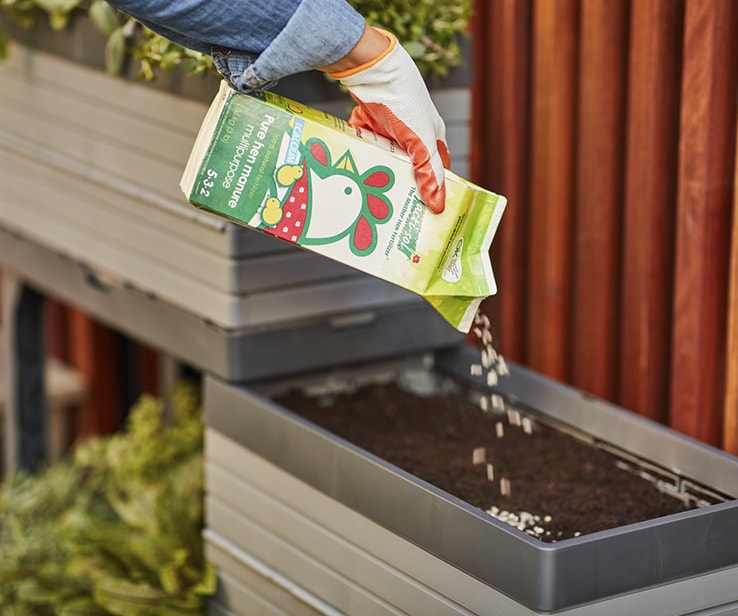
726 112 738 453
670 0 738 446
472 0 531 361
473 0 738 450
571 0 629 400
619 0 683 425
526 0 578 383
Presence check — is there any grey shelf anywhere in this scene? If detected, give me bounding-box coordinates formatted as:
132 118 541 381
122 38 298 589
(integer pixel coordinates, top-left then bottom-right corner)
0 226 461 382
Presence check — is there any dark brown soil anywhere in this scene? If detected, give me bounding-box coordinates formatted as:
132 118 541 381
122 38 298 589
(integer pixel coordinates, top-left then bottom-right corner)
274 381 694 542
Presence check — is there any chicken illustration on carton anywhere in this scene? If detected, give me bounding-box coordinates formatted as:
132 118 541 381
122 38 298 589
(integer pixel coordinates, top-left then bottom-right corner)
181 81 506 333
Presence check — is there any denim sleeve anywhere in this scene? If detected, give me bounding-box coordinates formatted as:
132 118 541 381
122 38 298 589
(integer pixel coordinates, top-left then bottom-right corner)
107 0 366 92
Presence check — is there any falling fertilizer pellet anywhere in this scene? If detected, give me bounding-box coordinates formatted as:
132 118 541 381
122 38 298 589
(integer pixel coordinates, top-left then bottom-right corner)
470 308 510 416
522 417 533 435
479 395 489 412
487 464 495 481
474 311 491 328
481 348 495 368
496 422 504 438
500 477 511 497
487 370 498 387
507 409 521 426
472 447 486 465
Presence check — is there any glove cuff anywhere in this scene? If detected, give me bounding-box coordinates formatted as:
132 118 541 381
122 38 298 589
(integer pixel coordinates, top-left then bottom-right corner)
329 28 396 80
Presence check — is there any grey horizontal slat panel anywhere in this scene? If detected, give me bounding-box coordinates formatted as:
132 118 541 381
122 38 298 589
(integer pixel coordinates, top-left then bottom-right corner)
207 600 236 616
205 538 320 616
431 88 470 175
207 464 472 616
432 88 471 124
0 122 281 258
450 160 469 182
0 195 416 328
205 429 494 616
0 42 209 135
0 148 357 294
0 44 474 202
447 122 470 160
0 67 195 168
0 91 184 202
0 227 458 379
206 496 405 616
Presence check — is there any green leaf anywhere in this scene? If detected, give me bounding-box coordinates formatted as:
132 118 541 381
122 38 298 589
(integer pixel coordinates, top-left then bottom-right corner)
104 27 125 74
191 561 218 596
64 553 127 585
93 579 169 615
88 0 120 35
32 0 80 14
58 597 110 615
158 548 190 595
15 578 62 605
48 10 71 29
402 40 427 59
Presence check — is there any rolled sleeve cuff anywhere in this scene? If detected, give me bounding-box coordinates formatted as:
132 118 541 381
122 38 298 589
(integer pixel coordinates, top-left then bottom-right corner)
251 0 366 83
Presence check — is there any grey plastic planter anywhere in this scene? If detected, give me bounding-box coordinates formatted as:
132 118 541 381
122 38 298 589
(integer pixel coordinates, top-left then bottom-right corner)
203 347 738 615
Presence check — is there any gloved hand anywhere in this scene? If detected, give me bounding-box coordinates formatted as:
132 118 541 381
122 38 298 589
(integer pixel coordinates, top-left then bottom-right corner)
330 28 451 214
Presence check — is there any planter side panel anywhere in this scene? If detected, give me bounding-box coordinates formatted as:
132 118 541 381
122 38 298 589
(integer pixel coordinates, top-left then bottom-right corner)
205 428 518 616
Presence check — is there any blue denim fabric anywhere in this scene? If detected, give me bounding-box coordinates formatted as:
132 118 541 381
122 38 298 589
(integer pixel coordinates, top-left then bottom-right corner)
108 0 366 92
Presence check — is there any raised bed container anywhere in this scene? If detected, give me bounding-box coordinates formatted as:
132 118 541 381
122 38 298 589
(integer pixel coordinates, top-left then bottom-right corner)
203 346 738 615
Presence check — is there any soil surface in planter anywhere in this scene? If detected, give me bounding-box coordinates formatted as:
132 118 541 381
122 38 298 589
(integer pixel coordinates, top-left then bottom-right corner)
274 381 696 542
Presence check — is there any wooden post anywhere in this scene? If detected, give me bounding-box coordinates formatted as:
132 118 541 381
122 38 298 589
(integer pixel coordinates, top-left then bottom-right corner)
526 0 579 381
68 309 120 438
473 0 532 362
618 0 684 423
723 111 738 454
670 0 738 445
570 0 629 400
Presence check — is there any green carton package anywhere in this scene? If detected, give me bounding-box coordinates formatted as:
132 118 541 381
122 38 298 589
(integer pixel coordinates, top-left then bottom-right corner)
181 81 506 333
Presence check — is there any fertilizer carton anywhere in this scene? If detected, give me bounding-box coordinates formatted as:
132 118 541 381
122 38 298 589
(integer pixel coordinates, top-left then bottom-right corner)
181 81 506 332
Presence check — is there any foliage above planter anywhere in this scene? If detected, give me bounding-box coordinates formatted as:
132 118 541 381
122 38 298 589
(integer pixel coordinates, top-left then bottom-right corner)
0 0 472 82
0 382 216 615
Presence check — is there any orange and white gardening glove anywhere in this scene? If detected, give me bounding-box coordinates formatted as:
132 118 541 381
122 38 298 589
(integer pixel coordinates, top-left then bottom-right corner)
330 28 451 214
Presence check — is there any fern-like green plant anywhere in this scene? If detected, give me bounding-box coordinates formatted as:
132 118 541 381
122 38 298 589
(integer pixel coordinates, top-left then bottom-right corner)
0 382 216 615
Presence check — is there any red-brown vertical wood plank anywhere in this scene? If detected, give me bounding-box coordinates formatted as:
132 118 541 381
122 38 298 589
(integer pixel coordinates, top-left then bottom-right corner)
68 309 120 438
44 299 70 361
670 0 738 445
570 0 629 400
618 0 684 423
138 343 160 396
526 0 578 380
724 118 738 455
472 0 532 361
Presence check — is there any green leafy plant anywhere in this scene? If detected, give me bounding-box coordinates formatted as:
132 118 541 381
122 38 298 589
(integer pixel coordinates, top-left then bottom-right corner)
0 0 471 81
354 0 472 78
0 381 216 615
